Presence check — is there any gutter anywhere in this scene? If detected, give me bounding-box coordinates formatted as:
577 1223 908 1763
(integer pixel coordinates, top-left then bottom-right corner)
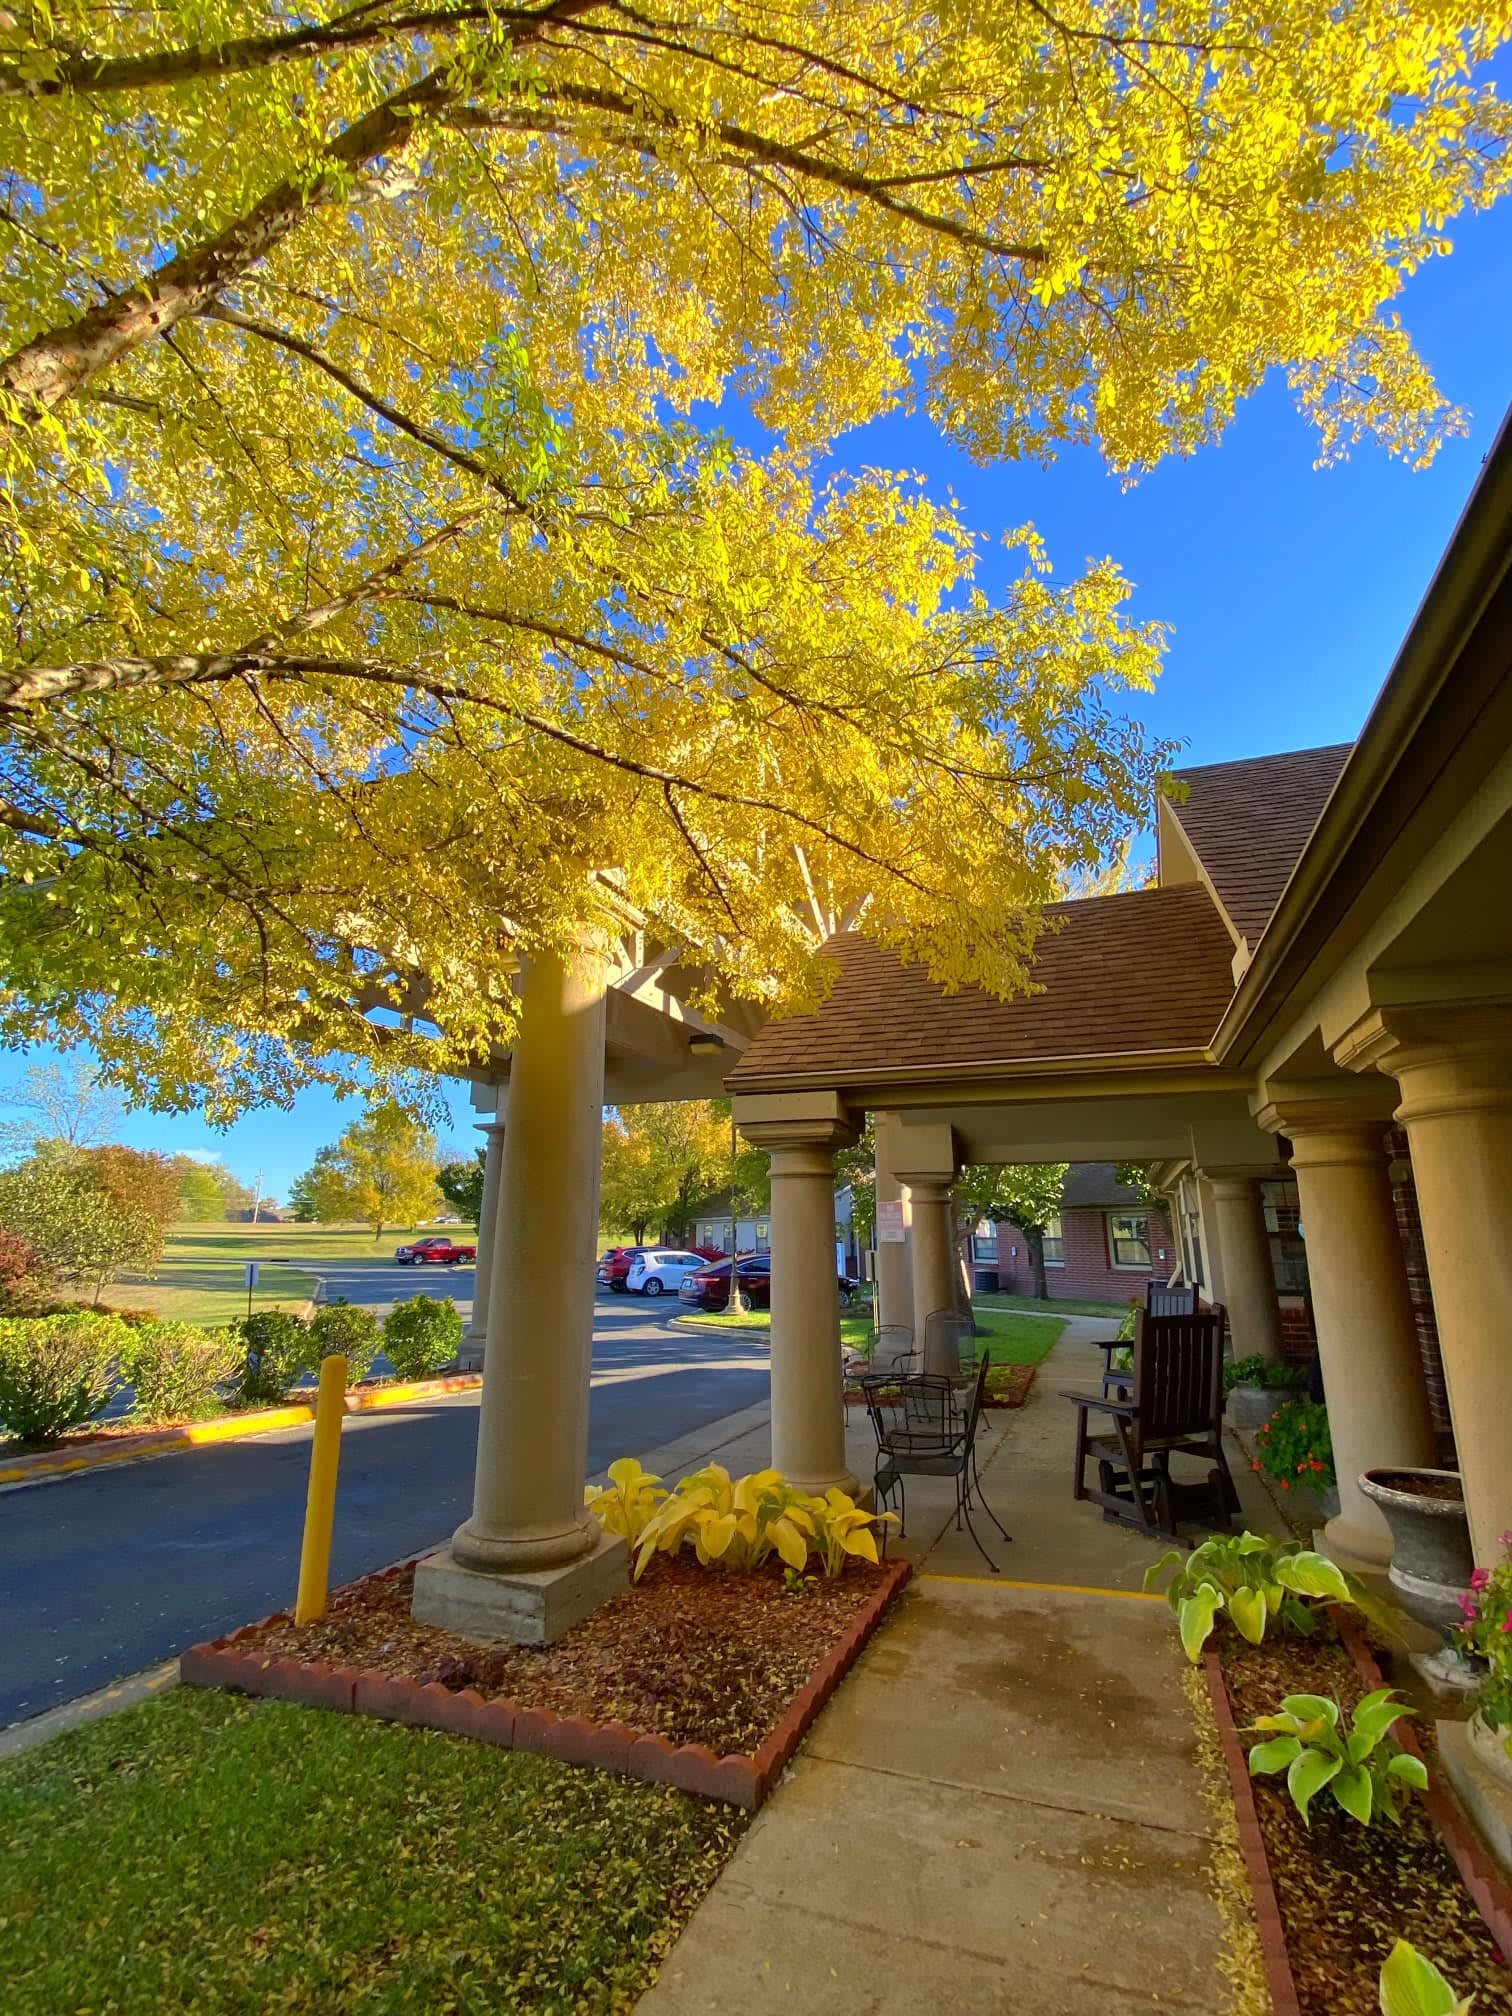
1212 408 1512 1068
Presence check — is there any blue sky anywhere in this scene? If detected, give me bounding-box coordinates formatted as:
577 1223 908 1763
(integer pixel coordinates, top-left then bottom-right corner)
4 185 1510 1200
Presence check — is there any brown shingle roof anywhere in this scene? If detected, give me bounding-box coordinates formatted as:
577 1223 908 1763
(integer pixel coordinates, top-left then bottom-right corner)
1166 743 1352 948
728 883 1235 1088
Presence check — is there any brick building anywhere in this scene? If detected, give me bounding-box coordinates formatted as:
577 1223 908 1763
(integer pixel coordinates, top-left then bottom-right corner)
976 1164 1177 1306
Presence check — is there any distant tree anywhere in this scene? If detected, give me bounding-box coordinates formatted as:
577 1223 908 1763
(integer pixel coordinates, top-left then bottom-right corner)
86 1145 181 1234
437 1152 485 1226
1115 1163 1157 1205
291 1103 440 1239
0 1155 160 1299
598 1103 731 1248
835 1117 879 1245
0 1228 48 1312
956 1164 1070 1303
174 1156 228 1221
0 1059 128 1162
285 1163 326 1224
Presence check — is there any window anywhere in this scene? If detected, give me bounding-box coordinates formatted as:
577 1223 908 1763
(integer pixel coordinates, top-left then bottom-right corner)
1041 1212 1064 1266
971 1218 998 1263
754 1221 770 1250
1106 1211 1152 1270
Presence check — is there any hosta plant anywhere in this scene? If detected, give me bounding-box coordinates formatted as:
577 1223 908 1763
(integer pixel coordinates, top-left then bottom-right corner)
635 1465 819 1576
1145 1531 1389 1662
1247 1689 1428 1827
631 1464 893 1579
810 1488 897 1576
1379 1939 1474 2015
585 1458 668 1544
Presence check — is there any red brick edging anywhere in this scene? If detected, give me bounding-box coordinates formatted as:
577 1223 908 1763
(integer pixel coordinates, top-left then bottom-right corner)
181 1555 912 1809
1202 1650 1303 2016
1334 1607 1512 1961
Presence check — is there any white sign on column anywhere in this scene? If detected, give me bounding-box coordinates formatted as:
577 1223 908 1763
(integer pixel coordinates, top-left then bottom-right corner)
876 1200 906 1244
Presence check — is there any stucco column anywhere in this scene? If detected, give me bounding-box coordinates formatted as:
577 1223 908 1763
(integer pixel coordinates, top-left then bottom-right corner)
1202 1172 1284 1364
1339 1008 1512 1562
872 1110 913 1334
458 1117 506 1373
738 1109 860 1494
1258 1101 1435 1566
902 1177 960 1371
450 946 606 1572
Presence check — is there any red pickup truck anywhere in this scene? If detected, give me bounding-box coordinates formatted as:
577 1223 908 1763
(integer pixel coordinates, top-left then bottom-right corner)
394 1234 477 1266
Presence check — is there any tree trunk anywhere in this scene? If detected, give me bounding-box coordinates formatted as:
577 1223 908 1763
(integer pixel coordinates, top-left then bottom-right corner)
952 1219 980 1335
1027 1227 1049 1303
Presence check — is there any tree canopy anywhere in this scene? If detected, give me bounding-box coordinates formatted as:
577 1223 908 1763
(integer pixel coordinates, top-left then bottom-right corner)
1 0 1507 1111
598 1100 734 1245
289 1099 441 1233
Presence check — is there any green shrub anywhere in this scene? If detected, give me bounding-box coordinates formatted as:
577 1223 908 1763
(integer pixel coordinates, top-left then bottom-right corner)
1144 1530 1395 1660
121 1321 243 1424
1224 1352 1309 1394
0 1312 128 1444
382 1295 462 1379
235 1309 313 1406
1380 1940 1472 2016
309 1300 380 1383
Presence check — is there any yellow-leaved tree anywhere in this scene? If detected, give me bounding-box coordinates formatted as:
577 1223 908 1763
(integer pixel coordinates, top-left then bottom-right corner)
0 0 1508 1109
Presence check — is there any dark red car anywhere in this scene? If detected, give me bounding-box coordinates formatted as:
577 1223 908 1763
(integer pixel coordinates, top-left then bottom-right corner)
596 1246 653 1292
394 1234 477 1266
678 1253 857 1311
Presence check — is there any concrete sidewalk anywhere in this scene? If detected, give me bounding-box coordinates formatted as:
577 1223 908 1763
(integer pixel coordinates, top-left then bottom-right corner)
636 1322 1279 2014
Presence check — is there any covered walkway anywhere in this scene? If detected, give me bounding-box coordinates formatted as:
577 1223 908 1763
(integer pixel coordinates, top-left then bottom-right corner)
635 1323 1283 2014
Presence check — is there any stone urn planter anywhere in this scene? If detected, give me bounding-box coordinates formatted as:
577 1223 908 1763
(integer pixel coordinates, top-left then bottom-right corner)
1469 1710 1512 1792
1359 1467 1477 1690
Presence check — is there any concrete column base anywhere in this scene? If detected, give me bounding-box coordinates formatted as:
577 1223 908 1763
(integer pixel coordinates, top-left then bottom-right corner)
411 1529 628 1646
456 1343 484 1374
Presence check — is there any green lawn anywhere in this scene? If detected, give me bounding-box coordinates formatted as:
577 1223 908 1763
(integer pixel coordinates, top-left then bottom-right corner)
974 1290 1130 1320
682 1305 1068 1366
62 1219 476 1328
0 1688 743 2015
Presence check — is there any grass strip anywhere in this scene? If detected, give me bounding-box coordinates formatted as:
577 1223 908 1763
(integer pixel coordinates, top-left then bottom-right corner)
0 1687 743 2014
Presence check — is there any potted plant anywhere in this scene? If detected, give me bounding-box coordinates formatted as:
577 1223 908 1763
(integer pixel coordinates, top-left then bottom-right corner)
1359 1466 1477 1690
1251 1398 1338 1518
1454 1529 1512 1786
1223 1352 1308 1430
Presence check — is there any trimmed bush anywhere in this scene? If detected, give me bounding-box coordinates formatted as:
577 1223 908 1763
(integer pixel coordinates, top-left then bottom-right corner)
121 1322 244 1424
383 1295 463 1380
308 1300 380 1384
236 1309 313 1406
0 1312 128 1444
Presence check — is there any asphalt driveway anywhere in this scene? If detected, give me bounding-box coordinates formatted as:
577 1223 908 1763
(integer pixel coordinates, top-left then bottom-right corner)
0 1294 768 1727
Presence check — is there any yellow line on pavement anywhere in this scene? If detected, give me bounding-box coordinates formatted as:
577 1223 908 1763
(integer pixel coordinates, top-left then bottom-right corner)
919 1572 1162 1601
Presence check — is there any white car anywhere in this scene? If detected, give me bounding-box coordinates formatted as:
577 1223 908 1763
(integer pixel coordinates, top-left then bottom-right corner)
625 1250 708 1298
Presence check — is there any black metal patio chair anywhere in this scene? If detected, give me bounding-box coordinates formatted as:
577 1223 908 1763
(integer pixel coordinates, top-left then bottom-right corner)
1062 1306 1238 1540
860 1354 1011 1572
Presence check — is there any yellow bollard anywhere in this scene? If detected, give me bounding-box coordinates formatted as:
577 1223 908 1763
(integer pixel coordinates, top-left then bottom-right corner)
295 1354 347 1626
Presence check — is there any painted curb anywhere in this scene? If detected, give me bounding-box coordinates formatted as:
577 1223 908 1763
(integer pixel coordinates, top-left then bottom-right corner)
1334 1607 1512 1961
181 1556 912 1809
0 1375 484 1487
1202 1649 1303 2016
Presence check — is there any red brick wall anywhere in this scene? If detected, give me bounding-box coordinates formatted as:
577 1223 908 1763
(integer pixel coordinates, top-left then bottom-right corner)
993 1203 1176 1306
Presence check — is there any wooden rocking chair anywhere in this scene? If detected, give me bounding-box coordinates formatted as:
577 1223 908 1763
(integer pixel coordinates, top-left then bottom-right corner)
1062 1306 1239 1540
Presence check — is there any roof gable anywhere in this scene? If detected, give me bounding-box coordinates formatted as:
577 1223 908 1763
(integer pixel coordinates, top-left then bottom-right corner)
1165 743 1352 948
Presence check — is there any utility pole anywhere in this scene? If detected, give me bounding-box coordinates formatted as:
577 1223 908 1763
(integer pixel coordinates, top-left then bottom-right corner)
251 1169 264 1226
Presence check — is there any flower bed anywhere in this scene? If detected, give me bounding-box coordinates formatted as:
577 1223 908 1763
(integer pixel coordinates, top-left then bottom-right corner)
182 1551 910 1809
843 1362 1038 1408
1205 1613 1512 2014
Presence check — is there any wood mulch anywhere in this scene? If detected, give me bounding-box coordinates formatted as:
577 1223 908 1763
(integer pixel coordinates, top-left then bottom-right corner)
1218 1620 1512 2015
249 1555 888 1756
